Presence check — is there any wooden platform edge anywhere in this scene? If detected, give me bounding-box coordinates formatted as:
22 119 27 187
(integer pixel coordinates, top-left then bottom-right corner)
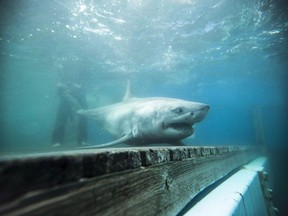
0 146 258 216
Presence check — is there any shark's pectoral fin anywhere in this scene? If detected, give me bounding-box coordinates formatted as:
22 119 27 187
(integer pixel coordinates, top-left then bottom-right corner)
78 133 133 149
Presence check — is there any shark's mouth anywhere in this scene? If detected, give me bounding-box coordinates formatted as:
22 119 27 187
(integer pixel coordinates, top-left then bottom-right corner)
167 123 194 133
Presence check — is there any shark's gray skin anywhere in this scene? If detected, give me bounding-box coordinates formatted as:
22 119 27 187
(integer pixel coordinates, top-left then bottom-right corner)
78 82 209 148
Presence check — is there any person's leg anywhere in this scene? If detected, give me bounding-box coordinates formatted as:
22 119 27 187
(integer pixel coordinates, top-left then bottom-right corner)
52 102 68 146
75 91 88 145
77 117 87 145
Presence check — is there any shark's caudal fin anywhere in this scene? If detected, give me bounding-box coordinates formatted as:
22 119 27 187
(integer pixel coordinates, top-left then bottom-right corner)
78 133 132 149
123 80 133 101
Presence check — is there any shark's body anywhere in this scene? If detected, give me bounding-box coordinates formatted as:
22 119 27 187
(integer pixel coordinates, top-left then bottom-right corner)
78 82 209 148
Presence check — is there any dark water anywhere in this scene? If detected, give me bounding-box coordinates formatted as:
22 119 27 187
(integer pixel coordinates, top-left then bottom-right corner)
0 0 288 214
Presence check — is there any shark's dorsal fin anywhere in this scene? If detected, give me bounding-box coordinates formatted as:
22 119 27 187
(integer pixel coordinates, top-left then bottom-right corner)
123 80 133 101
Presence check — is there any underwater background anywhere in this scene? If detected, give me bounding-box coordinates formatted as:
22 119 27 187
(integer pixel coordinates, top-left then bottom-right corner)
0 0 287 214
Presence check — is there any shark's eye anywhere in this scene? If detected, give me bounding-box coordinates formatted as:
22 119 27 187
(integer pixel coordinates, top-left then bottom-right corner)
175 107 184 113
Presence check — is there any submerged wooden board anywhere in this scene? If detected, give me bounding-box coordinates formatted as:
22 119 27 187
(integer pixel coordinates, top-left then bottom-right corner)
0 146 257 216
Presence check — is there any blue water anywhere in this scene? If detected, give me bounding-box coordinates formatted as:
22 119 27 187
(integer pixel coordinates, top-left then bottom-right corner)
1 0 287 150
0 0 288 212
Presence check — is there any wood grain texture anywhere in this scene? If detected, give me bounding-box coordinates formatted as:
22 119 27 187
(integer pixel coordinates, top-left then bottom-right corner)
0 146 257 216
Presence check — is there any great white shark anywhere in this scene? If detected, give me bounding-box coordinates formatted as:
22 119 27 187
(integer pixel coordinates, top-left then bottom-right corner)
78 81 209 148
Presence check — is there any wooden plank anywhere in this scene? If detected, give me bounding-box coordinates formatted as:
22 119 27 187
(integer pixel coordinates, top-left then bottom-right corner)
0 146 257 216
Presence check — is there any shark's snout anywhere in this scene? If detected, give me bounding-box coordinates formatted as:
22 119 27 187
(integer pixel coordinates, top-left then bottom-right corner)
202 105 210 111
186 105 209 117
198 104 210 114
192 104 209 123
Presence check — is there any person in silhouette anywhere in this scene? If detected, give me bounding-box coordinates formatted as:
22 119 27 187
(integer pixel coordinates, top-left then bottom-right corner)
52 79 88 147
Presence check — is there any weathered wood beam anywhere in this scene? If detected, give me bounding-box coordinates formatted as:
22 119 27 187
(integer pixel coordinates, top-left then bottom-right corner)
0 146 257 216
